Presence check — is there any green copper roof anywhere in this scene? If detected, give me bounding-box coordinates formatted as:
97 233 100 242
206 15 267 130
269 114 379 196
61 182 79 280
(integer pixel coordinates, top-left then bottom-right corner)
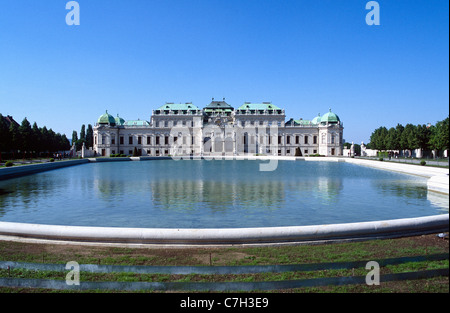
311 114 321 124
286 118 313 126
115 114 126 125
204 100 234 111
298 119 312 125
157 103 200 111
320 109 340 123
97 111 116 125
124 120 150 126
237 102 281 111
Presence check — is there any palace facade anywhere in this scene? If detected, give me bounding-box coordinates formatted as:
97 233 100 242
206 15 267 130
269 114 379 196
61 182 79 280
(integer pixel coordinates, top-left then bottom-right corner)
93 99 344 157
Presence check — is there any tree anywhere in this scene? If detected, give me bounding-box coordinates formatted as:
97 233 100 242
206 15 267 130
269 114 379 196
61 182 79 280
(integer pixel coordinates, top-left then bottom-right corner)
86 124 94 148
386 127 398 151
31 122 42 157
394 123 404 150
0 114 11 161
369 126 388 150
40 126 50 155
18 118 33 157
400 124 417 154
60 134 71 151
80 124 86 142
429 117 449 155
71 130 78 147
9 121 20 157
415 124 431 154
0 114 11 152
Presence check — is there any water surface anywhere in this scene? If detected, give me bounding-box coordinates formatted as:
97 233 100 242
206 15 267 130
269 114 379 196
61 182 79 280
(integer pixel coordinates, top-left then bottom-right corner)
0 160 447 228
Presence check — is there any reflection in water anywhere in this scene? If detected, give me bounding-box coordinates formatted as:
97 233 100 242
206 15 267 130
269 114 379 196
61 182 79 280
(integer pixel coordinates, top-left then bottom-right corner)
0 160 447 228
427 191 450 213
149 179 287 212
371 178 428 199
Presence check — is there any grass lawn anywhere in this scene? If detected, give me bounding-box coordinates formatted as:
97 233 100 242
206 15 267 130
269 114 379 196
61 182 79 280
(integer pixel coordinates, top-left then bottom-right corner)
0 233 448 293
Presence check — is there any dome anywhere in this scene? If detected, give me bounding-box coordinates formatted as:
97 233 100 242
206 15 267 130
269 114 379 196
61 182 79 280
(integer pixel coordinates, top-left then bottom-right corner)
311 113 321 124
97 110 116 126
320 109 340 124
115 114 125 126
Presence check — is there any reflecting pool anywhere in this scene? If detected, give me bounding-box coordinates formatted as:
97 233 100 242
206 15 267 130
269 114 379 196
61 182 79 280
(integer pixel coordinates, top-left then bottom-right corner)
0 160 448 228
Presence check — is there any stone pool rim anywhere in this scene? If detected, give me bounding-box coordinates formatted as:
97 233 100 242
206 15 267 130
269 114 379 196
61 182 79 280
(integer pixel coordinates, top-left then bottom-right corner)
0 156 448 247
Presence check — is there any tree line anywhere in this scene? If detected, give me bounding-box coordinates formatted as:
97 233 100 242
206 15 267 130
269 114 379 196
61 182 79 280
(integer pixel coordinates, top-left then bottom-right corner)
0 114 71 160
71 124 94 151
367 116 449 156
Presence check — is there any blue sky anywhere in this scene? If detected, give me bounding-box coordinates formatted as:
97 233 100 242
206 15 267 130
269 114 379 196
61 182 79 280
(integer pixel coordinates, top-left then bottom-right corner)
0 0 448 144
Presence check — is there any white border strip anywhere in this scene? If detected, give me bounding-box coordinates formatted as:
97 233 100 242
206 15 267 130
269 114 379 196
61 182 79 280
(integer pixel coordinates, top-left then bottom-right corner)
0 215 448 246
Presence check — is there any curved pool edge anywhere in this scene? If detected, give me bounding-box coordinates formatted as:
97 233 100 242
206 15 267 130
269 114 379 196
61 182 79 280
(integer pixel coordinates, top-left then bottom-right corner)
0 214 448 247
1 157 448 248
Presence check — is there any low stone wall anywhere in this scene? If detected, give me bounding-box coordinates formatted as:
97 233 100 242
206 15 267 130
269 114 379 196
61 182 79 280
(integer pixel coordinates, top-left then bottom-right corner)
427 175 450 195
0 159 89 181
0 215 447 247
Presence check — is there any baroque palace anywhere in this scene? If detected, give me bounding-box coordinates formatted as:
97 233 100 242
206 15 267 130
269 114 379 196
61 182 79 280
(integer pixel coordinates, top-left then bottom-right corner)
93 99 343 157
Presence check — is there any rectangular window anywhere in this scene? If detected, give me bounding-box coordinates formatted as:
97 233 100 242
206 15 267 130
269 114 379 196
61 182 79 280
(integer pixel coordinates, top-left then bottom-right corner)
164 136 169 145
111 136 115 145
295 136 299 144
304 136 308 144
313 136 317 144
138 136 142 145
147 136 151 145
278 136 282 144
129 136 133 145
287 136 290 144
156 136 160 145
120 136 124 145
